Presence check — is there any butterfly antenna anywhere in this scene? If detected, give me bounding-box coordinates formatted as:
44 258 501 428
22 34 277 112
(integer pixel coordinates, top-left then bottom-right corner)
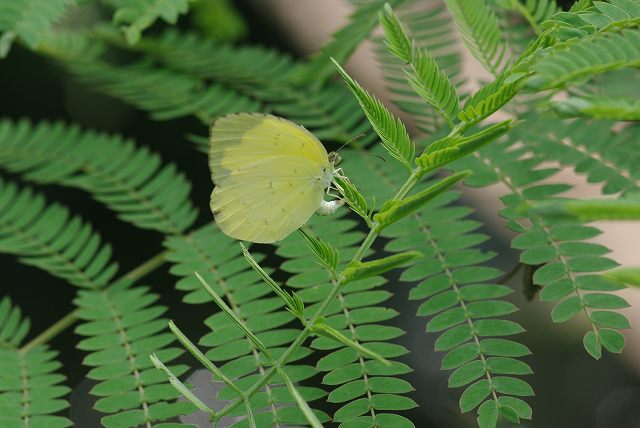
336 133 367 153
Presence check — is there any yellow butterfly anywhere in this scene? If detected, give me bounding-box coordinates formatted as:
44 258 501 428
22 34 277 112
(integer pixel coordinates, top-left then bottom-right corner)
209 113 344 243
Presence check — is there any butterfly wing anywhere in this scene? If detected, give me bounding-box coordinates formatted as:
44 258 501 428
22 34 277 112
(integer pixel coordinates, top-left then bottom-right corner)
210 113 329 185
209 113 331 243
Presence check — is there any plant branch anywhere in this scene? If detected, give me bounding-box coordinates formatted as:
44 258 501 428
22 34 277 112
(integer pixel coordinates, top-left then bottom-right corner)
214 167 424 420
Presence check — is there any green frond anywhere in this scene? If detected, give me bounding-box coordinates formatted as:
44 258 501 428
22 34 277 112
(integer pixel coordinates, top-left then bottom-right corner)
527 29 640 90
524 113 640 195
74 281 195 427
276 210 416 427
0 118 197 234
66 59 261 130
550 95 640 120
103 0 190 44
380 4 461 128
299 0 405 87
84 29 378 147
445 0 510 76
0 178 118 289
0 0 72 58
449 117 630 358
0 296 72 428
347 149 533 427
374 2 464 133
334 59 415 169
165 225 329 426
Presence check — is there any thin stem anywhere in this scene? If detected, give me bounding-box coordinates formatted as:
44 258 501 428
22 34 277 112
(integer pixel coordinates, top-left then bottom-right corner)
215 167 426 420
19 311 78 355
19 249 170 353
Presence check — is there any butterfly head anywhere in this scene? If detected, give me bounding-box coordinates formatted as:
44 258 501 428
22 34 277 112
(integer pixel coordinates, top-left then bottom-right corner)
328 151 342 167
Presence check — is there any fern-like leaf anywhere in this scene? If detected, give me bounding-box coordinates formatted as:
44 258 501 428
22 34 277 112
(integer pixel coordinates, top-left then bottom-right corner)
276 211 416 427
374 2 464 133
75 280 195 427
450 117 631 358
0 178 118 289
165 225 330 425
0 0 72 57
75 29 378 147
525 113 640 195
0 297 72 428
66 59 261 128
445 0 510 75
380 3 460 127
0 118 197 234
103 0 191 44
347 149 533 427
527 29 640 90
334 59 415 170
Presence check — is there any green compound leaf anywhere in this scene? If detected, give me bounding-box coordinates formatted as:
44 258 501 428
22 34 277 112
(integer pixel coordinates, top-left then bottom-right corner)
374 2 464 134
0 118 197 234
166 224 322 426
0 297 72 428
444 0 510 76
75 282 194 426
0 178 118 289
527 29 640 90
380 4 460 127
333 58 415 170
449 113 629 358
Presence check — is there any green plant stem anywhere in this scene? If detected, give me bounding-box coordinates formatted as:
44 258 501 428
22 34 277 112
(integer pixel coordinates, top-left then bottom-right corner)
215 167 424 420
19 310 78 355
19 249 170 353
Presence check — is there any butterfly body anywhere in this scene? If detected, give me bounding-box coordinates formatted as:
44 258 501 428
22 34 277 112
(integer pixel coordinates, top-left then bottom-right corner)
209 113 340 243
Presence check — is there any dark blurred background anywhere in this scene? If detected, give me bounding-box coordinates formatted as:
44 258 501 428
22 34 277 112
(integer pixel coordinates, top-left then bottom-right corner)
1 1 638 427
